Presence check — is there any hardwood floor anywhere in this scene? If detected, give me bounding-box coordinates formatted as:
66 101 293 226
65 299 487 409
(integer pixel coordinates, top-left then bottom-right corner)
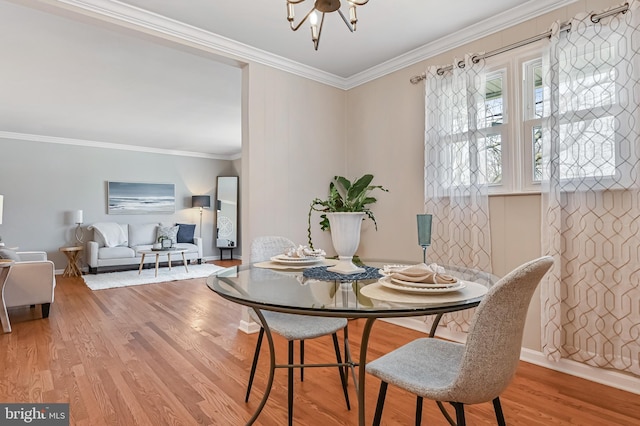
1 264 639 425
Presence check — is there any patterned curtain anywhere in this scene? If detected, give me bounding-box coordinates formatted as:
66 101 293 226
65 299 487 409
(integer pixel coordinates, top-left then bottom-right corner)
424 54 493 332
540 1 640 375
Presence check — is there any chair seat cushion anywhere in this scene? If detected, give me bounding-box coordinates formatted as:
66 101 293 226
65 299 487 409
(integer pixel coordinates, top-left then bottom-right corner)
366 338 464 401
250 310 347 340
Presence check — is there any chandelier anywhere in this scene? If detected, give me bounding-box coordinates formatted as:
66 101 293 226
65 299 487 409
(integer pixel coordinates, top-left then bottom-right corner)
286 0 369 50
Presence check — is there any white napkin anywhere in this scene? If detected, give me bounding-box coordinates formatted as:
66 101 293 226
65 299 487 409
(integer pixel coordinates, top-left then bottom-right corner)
389 263 457 284
285 245 326 258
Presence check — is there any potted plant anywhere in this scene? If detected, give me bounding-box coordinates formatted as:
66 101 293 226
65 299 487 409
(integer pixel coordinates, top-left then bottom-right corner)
308 174 387 274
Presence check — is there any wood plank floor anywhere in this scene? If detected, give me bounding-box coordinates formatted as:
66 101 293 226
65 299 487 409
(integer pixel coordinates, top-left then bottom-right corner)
1 263 639 425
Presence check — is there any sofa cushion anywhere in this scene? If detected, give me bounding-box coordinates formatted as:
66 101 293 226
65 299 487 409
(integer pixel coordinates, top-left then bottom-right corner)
128 223 159 247
176 223 196 244
157 225 179 245
98 246 136 259
0 248 20 261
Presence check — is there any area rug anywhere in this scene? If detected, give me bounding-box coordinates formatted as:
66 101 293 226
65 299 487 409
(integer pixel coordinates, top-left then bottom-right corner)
82 263 224 290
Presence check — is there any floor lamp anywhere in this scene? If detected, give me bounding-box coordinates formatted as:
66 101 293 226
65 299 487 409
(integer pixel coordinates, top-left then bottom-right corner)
192 195 211 239
417 214 432 264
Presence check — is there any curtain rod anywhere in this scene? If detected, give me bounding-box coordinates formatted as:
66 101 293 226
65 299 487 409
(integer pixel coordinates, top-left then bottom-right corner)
409 3 630 84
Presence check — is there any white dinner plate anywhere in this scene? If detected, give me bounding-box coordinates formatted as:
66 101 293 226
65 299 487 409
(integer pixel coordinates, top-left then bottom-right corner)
270 255 325 265
380 277 466 294
390 276 458 288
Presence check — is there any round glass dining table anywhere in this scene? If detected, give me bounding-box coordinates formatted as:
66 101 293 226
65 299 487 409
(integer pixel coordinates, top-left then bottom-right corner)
206 260 499 426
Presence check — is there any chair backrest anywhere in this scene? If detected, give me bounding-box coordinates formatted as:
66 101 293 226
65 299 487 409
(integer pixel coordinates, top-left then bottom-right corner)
250 236 296 263
451 256 554 404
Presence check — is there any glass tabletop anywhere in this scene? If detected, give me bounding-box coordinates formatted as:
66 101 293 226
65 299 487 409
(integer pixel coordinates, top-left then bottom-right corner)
206 260 500 319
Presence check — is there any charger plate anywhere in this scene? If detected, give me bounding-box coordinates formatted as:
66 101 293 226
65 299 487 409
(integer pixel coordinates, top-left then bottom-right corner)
255 259 338 270
360 280 488 305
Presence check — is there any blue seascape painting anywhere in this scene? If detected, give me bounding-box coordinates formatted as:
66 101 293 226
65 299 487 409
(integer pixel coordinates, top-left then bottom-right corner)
108 182 175 214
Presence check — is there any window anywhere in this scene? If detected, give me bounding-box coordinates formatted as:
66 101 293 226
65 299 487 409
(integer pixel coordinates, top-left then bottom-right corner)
479 40 635 194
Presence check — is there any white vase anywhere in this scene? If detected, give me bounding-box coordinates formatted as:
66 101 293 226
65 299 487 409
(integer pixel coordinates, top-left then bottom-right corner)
326 212 366 274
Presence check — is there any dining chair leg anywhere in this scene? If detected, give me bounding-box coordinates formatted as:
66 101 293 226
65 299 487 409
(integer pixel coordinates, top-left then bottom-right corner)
372 381 388 426
493 397 506 426
300 340 305 381
288 340 294 426
451 402 466 426
245 327 264 402
415 396 423 426
331 332 350 410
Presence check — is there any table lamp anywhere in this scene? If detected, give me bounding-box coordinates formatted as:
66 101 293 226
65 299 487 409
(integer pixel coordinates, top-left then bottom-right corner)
417 214 432 264
192 195 211 238
73 209 84 244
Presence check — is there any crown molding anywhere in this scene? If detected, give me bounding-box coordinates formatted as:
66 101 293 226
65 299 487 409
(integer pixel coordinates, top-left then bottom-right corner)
344 0 578 89
25 0 576 92
33 0 348 89
0 131 238 160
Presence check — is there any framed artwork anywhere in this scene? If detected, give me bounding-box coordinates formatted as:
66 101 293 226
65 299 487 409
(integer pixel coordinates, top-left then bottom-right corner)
107 181 175 214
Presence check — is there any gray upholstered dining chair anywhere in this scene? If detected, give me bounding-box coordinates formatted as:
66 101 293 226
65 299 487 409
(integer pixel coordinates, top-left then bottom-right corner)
246 236 350 425
366 256 554 426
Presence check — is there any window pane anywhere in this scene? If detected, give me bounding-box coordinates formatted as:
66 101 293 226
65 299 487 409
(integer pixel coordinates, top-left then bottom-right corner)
533 126 542 181
558 45 617 114
481 134 502 184
482 75 503 127
533 65 543 118
558 117 616 179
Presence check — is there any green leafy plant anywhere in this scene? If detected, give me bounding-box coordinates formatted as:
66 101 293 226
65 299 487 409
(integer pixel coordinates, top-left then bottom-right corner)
307 174 388 248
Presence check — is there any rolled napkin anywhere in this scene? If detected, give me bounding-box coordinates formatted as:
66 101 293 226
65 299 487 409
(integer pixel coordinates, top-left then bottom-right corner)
285 245 326 258
390 263 457 284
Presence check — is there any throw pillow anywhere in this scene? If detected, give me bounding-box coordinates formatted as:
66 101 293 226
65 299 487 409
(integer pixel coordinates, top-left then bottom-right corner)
176 223 196 244
156 225 179 245
0 248 20 261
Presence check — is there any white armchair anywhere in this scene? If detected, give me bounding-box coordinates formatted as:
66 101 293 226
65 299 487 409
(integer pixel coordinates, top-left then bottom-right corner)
2 251 56 331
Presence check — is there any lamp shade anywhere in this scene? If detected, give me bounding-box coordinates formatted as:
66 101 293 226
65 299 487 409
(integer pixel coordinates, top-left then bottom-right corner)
417 214 432 247
0 195 3 225
192 195 211 209
73 209 83 224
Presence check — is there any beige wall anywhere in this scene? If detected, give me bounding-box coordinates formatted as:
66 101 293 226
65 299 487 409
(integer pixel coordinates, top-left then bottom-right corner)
241 63 347 256
343 0 620 350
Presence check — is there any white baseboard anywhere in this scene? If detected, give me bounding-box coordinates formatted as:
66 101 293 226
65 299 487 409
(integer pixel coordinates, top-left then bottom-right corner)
519 348 640 396
382 317 640 396
238 320 260 334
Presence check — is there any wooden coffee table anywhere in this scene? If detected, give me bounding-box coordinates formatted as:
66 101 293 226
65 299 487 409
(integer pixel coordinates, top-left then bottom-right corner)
138 248 189 277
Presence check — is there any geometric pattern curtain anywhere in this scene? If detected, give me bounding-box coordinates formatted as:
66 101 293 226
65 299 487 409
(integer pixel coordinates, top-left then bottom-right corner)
540 0 640 375
424 54 492 332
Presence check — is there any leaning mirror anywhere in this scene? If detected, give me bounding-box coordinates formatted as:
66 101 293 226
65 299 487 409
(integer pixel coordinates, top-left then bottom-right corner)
216 176 238 255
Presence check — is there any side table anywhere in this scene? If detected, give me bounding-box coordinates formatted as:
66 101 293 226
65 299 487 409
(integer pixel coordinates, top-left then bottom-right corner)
218 246 234 260
0 259 15 333
59 246 83 277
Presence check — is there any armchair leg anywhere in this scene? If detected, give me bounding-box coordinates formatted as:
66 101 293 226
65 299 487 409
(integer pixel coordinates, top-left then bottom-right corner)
245 328 264 402
42 303 51 318
373 381 388 426
493 397 506 426
451 402 466 426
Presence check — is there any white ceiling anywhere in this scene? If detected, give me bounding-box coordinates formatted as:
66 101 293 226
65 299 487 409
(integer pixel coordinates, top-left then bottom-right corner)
1 0 575 158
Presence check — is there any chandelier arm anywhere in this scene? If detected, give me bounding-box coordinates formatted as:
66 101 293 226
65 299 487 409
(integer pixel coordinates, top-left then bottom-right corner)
338 9 354 32
287 0 306 3
349 0 369 5
314 12 326 50
290 6 316 31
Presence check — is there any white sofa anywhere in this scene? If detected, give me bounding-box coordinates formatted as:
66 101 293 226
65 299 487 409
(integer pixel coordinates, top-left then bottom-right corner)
87 223 202 274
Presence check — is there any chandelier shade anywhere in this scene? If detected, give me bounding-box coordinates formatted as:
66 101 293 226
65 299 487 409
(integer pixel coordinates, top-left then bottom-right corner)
286 0 370 50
